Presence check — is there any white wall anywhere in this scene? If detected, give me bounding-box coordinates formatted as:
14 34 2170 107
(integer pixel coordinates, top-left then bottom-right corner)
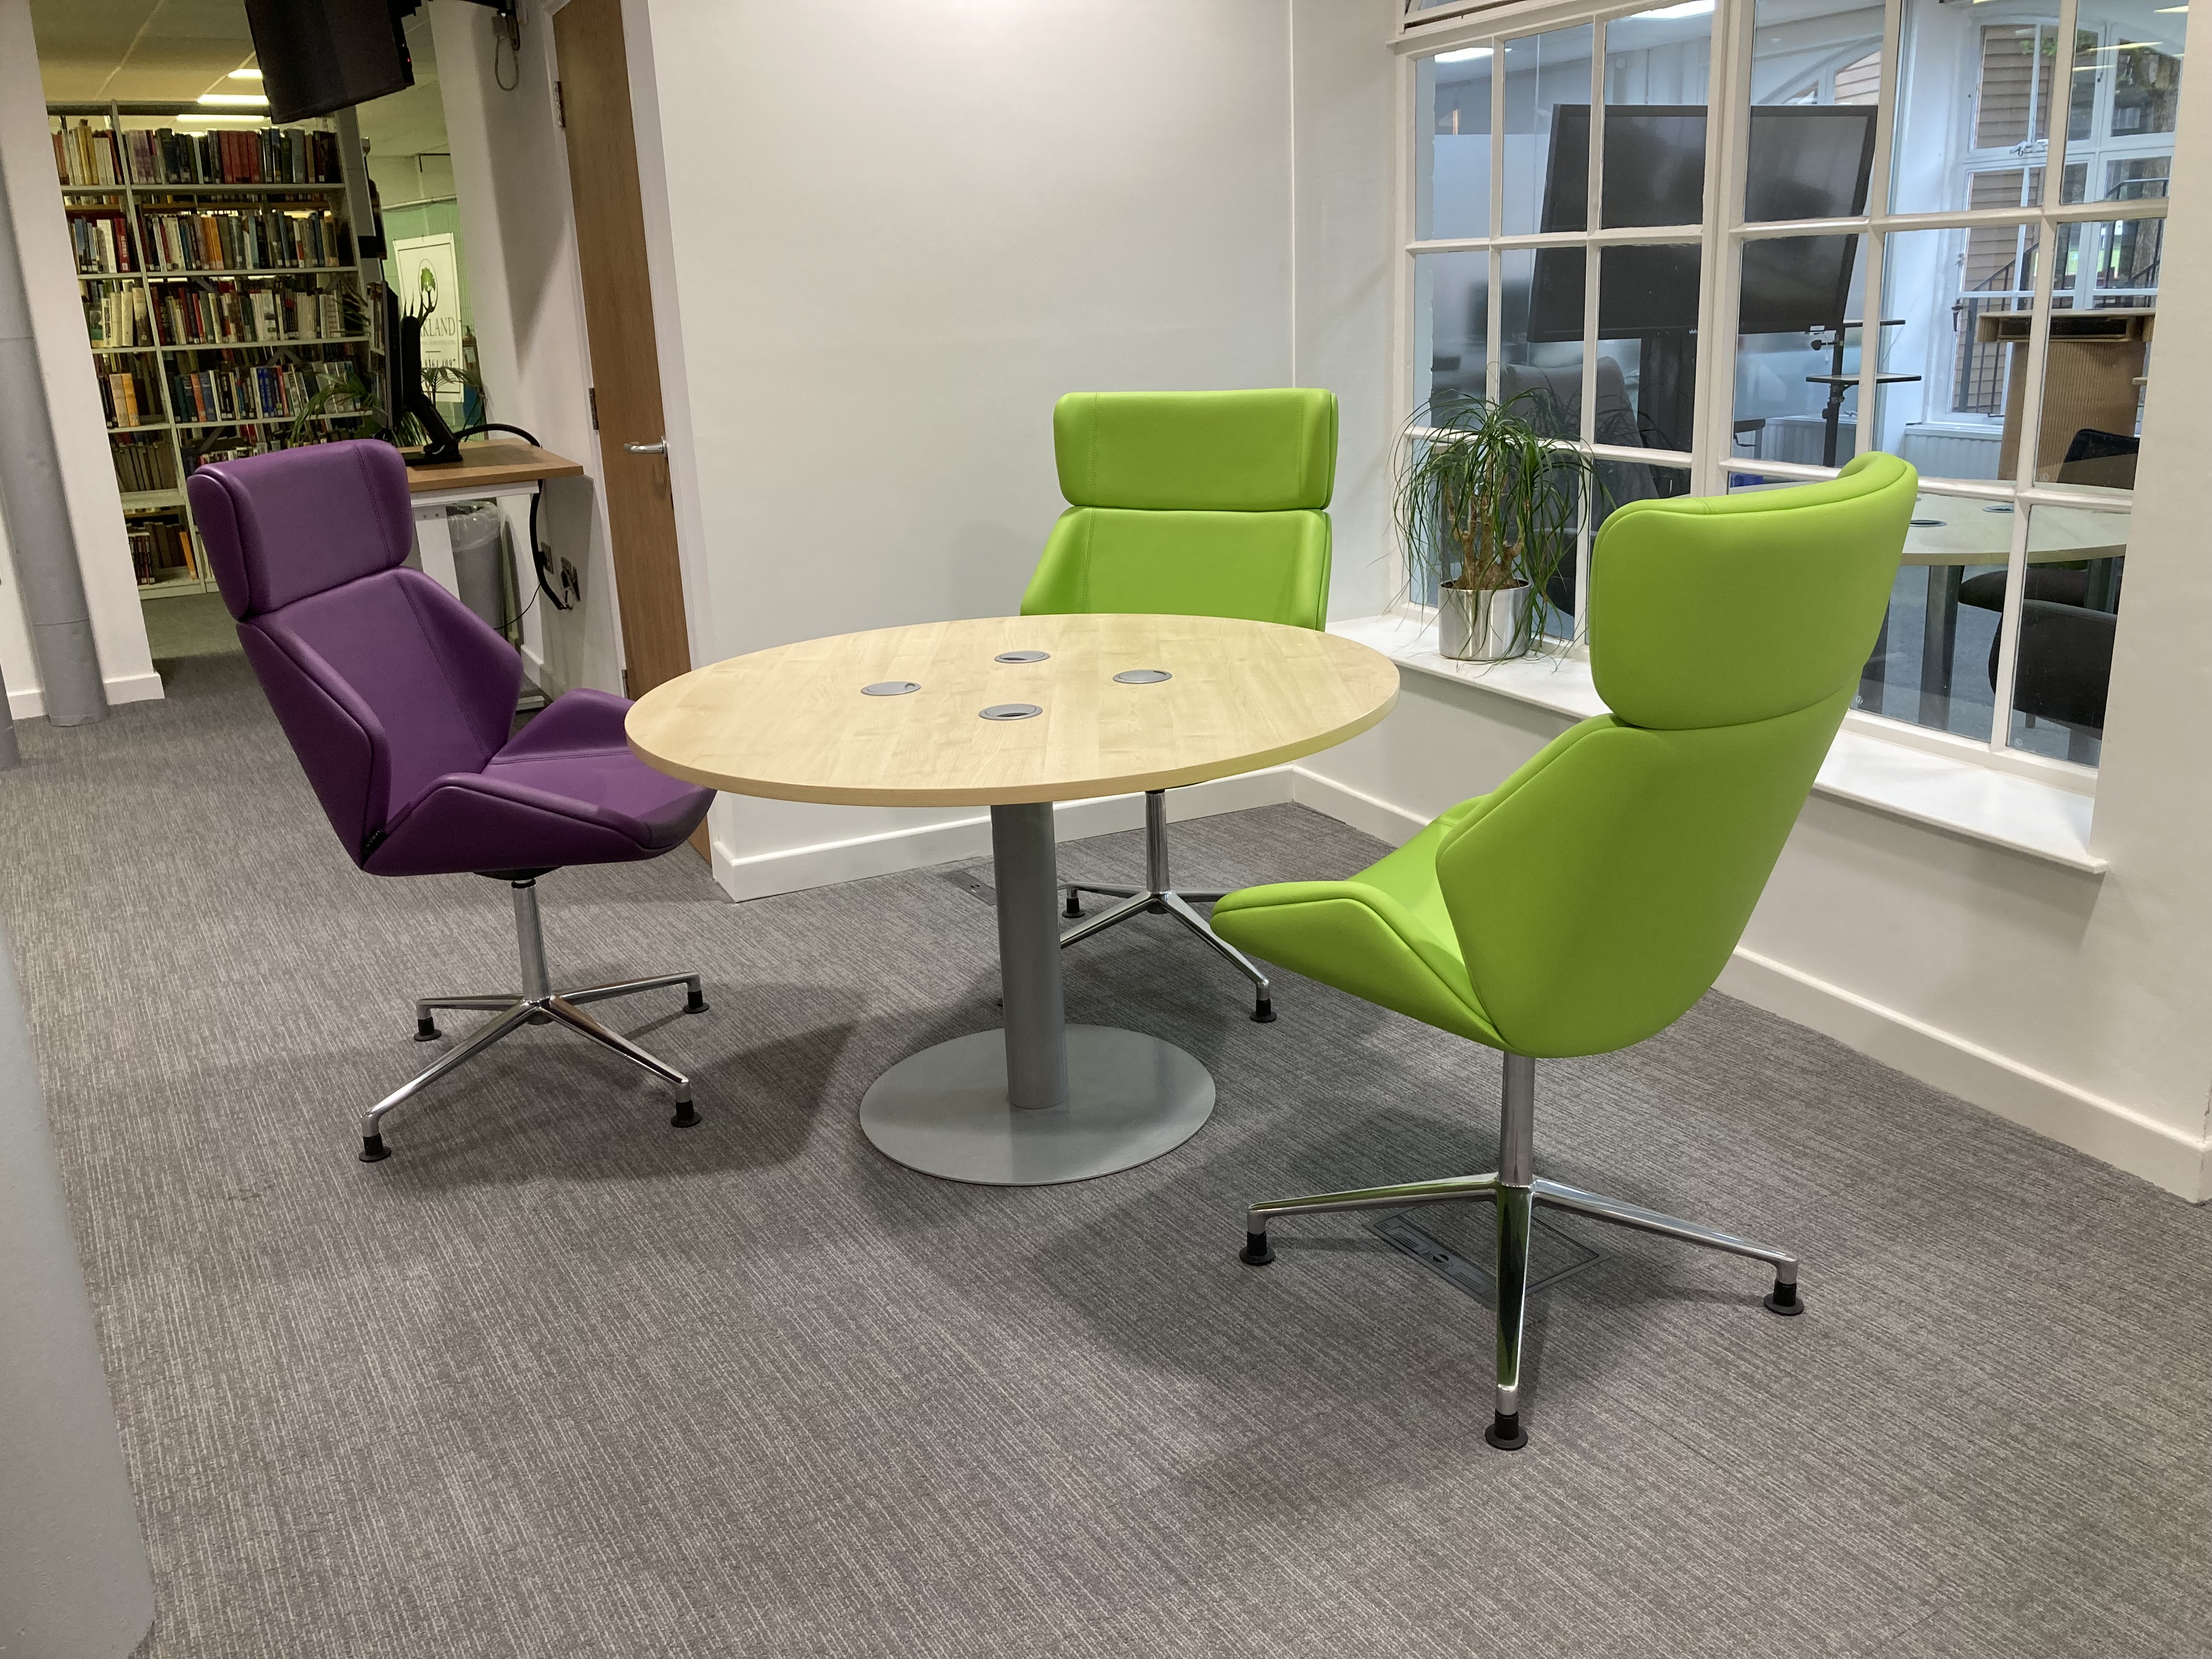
0 0 159 723
1294 0 1399 622
432 0 627 701
631 0 1301 893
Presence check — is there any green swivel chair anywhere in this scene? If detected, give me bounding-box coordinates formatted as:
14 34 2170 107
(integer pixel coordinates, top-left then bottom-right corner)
1214 452 1917 1451
1022 388 1338 1023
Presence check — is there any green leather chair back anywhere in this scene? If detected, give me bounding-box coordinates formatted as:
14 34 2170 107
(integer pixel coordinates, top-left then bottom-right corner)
1432 453 1917 1057
1020 389 1338 629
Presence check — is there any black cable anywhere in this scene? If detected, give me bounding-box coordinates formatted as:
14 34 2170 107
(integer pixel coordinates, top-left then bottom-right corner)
493 8 521 92
448 421 571 618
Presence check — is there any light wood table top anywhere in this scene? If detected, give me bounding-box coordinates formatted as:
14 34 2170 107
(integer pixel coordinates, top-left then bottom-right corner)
403 439 585 494
1900 495 2128 568
627 613 1401 808
1737 480 2129 567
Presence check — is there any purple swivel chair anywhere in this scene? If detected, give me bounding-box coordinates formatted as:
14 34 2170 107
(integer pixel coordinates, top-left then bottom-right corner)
188 440 718 1163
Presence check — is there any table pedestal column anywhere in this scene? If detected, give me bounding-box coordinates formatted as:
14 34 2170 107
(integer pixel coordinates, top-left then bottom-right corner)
858 802 1215 1185
992 803 1069 1108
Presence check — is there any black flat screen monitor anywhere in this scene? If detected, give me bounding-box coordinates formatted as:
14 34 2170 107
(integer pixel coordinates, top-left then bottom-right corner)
1527 104 1877 341
244 0 416 122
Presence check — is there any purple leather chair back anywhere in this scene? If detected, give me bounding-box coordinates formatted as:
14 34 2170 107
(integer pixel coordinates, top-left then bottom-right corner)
189 441 524 864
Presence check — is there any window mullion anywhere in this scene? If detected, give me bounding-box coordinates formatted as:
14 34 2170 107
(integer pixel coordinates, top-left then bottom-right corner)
1395 49 1418 609
1689 0 1746 493
1576 15 1606 643
1986 0 2082 753
1852 0 1909 473
1702 0 1756 495
1488 32 1504 403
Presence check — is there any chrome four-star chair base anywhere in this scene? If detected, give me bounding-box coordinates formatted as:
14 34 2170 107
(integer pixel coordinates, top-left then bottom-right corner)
1238 1052 1802 1451
1062 788 1277 1023
360 873 709 1163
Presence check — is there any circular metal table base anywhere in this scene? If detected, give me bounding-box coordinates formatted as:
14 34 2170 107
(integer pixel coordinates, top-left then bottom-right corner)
860 1025 1215 1185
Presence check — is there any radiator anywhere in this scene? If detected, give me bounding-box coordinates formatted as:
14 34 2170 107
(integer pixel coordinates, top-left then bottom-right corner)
1896 425 2003 481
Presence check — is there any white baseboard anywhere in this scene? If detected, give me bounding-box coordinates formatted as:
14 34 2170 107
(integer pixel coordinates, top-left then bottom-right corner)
1286 765 1427 846
7 669 165 722
709 768 1299 901
1718 949 2211 1203
520 644 565 701
1288 763 2212 1204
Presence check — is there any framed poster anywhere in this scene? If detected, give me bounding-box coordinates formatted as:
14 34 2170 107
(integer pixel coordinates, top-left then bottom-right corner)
390 232 465 373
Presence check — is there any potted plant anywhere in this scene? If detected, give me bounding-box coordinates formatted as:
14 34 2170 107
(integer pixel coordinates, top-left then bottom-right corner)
1395 390 1607 662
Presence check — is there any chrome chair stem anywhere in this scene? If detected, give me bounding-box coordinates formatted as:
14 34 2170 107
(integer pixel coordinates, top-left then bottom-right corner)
1238 1051 1805 1447
363 878 708 1163
1060 792 1274 1021
561 971 708 1012
1532 1178 1799 1294
362 1002 538 1158
1058 891 1154 948
1488 1182 1533 1449
1162 892 1272 995
546 996 697 1125
1064 883 1141 906
1240 1172 1499 1262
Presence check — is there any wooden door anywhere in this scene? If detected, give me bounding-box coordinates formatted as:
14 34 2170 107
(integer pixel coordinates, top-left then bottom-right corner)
554 0 703 854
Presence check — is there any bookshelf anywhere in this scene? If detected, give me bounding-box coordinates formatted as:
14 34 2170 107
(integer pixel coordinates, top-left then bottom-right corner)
48 104 388 599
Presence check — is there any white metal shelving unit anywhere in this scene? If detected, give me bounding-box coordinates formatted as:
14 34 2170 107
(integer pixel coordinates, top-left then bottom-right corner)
47 102 387 601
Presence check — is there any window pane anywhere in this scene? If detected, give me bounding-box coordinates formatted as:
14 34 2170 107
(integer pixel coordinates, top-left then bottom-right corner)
1503 24 1594 237
1599 243 1700 455
1417 47 1492 239
1414 251 1489 416
1731 234 1867 470
1869 227 2019 483
2006 505 2126 766
1852 493 2013 738
1600 5 1713 230
1745 0 1881 223
2059 5 2185 206
1893 5 2053 213
2036 219 2155 482
1499 247 1582 437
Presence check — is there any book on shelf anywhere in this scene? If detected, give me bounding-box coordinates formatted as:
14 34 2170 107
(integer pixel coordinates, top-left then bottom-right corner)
152 278 356 347
126 517 195 585
51 119 122 187
67 207 136 274
83 284 153 348
125 126 343 188
138 206 346 274
168 361 366 426
110 433 177 496
54 119 344 189
98 369 153 428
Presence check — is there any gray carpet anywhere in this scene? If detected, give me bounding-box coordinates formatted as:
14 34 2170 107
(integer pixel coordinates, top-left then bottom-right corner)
139 590 244 662
2 655 2208 1659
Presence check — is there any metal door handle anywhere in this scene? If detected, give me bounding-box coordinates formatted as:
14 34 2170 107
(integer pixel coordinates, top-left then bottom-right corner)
624 439 668 455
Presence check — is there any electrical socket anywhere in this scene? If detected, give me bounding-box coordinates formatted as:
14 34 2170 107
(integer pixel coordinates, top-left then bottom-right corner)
558 559 581 605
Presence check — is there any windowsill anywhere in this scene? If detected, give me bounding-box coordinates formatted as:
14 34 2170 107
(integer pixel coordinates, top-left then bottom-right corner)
1330 612 2107 874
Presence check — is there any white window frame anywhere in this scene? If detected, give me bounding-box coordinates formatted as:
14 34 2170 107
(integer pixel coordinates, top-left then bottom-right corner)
1392 0 2172 790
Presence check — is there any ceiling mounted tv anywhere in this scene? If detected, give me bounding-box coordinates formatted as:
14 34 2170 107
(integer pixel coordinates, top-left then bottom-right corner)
242 0 419 123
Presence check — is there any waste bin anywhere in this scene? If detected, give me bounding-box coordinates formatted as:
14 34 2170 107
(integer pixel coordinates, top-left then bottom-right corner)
447 501 513 637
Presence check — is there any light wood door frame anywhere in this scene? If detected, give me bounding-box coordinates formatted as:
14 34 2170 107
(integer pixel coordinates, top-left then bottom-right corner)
552 0 707 855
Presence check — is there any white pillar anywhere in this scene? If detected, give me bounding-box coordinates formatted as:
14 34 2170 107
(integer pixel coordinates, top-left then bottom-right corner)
0 923 154 1657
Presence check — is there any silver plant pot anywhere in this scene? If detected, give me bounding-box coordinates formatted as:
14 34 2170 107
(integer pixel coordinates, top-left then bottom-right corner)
1437 582 1532 662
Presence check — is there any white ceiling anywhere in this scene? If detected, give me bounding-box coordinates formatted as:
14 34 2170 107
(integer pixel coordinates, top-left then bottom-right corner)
32 0 257 105
30 0 450 163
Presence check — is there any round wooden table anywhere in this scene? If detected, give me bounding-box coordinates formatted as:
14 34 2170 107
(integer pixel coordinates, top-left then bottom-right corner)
627 613 1400 1184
